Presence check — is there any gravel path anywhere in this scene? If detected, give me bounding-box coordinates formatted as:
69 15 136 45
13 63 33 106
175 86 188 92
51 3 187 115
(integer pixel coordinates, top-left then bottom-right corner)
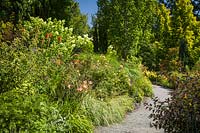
95 85 171 133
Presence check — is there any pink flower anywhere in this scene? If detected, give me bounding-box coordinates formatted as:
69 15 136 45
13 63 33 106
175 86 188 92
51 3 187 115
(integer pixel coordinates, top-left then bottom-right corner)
82 84 88 89
77 87 83 92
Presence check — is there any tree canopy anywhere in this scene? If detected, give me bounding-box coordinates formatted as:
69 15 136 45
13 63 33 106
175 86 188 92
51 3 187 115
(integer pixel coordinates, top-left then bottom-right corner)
0 0 89 35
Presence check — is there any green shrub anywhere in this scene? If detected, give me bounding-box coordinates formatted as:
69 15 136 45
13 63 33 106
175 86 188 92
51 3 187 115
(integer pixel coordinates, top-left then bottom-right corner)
145 70 178 89
0 90 93 132
0 21 19 42
0 41 33 93
125 58 153 102
192 58 200 72
0 91 54 132
146 73 200 133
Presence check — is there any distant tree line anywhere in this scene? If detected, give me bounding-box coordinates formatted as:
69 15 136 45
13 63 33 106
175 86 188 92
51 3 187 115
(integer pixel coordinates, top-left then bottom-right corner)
93 0 200 71
0 0 89 35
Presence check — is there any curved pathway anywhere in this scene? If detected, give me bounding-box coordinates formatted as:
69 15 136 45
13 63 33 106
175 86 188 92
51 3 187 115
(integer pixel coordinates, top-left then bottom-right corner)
95 85 171 133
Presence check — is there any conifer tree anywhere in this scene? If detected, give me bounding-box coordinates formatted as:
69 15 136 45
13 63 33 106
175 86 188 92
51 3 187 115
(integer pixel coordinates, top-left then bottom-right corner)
98 0 110 53
171 0 197 66
155 4 171 47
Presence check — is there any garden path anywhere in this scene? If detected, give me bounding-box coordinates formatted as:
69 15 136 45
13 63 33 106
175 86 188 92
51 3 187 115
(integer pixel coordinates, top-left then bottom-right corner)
95 85 171 133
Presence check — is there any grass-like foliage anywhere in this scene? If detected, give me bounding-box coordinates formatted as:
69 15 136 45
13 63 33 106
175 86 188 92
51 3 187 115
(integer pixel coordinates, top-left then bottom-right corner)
0 17 152 132
83 95 133 126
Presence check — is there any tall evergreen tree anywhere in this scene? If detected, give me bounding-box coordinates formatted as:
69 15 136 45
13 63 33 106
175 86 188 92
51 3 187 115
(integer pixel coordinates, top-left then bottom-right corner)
156 0 200 67
159 0 200 20
96 0 110 53
154 4 171 47
171 0 196 48
91 16 99 53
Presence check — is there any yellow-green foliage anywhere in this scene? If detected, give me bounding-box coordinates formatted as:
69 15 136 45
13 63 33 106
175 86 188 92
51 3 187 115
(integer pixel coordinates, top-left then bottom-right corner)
145 70 158 82
153 0 200 70
171 0 195 47
157 4 171 36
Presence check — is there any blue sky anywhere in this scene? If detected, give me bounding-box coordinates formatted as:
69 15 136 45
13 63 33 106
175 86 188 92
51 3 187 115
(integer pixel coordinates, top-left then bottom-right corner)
75 0 98 26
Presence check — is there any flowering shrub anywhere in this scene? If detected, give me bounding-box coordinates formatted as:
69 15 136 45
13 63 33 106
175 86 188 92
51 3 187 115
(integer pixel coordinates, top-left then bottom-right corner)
0 17 153 132
70 54 153 102
0 17 94 132
22 17 93 52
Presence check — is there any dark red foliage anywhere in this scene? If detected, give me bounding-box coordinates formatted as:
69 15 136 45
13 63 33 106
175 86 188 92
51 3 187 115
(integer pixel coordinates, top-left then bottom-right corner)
146 73 200 133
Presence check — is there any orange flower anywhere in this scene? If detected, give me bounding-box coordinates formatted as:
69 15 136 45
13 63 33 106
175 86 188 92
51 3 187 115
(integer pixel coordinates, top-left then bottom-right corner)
45 33 49 39
57 36 62 43
73 60 80 65
49 33 53 38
